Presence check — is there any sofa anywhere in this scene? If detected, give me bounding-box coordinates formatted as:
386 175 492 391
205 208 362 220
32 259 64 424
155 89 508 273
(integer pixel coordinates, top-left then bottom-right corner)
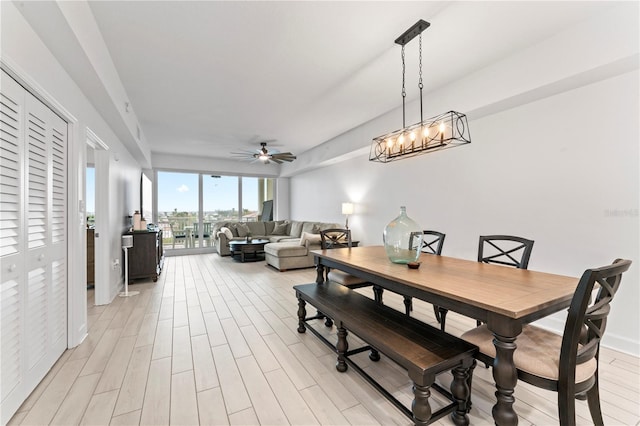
213 220 341 271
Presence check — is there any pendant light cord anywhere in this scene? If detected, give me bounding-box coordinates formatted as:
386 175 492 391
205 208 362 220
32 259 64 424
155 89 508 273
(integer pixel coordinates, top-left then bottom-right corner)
418 33 424 123
401 44 406 129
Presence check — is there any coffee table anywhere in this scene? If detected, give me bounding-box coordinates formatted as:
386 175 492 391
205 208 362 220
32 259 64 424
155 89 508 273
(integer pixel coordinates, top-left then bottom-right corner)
229 239 269 262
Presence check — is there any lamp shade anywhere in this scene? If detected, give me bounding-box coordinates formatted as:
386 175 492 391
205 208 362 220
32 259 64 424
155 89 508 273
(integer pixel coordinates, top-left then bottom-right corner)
342 203 354 215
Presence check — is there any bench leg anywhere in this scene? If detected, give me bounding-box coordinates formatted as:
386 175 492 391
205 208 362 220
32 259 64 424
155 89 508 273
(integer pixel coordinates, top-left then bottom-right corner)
450 361 473 426
296 298 306 333
465 359 477 413
411 382 433 426
336 325 348 372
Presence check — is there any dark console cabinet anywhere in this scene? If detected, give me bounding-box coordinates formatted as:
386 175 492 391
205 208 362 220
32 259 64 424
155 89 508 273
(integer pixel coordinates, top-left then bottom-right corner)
125 230 163 282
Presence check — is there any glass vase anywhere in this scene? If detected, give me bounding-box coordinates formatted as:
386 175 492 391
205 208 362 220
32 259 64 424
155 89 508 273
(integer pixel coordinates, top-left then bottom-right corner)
383 206 423 264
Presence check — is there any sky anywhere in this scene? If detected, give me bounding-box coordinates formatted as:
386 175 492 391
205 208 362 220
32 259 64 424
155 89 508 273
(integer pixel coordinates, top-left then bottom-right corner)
86 166 95 214
85 169 263 215
157 171 260 213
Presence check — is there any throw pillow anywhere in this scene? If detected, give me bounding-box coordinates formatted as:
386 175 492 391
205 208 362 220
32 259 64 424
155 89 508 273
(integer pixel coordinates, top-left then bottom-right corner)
299 231 322 246
235 222 250 237
289 221 303 237
220 227 233 240
272 222 288 235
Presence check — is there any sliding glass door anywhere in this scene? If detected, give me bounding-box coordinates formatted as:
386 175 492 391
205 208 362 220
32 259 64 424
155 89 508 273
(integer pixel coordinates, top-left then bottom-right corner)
157 171 199 250
157 171 274 252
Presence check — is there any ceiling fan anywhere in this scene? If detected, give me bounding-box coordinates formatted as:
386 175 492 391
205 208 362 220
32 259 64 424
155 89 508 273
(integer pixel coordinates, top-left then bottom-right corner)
233 142 297 164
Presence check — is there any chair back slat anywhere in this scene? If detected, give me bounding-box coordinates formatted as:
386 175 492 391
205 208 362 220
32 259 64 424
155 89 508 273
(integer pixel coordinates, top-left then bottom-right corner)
559 259 631 380
478 235 534 269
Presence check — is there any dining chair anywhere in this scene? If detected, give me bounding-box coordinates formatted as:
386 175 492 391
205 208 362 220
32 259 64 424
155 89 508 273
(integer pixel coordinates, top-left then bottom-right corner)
401 231 447 318
193 222 212 247
478 234 534 269
320 229 382 301
439 235 535 331
462 258 632 425
169 222 186 248
203 222 212 246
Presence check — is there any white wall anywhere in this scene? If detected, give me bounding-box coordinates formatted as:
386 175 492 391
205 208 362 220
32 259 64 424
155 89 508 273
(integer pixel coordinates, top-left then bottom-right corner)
289 70 640 355
2 2 144 341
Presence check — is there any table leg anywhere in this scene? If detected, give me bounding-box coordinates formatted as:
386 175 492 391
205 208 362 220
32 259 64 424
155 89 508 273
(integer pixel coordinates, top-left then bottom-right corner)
487 317 521 426
316 263 325 284
314 263 332 326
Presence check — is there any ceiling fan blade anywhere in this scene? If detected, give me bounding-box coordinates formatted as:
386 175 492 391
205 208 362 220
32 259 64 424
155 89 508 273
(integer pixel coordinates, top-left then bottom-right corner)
272 154 296 161
231 150 256 156
271 158 283 164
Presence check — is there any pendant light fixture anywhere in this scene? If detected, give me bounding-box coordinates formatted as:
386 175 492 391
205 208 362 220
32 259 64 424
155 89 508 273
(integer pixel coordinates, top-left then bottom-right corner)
370 20 471 163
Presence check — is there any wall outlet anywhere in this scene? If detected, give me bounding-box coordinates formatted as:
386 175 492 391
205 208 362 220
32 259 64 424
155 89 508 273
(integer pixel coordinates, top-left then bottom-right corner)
112 259 120 269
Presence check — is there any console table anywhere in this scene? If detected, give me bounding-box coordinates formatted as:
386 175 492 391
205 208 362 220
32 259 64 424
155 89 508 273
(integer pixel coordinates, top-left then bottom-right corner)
124 230 163 282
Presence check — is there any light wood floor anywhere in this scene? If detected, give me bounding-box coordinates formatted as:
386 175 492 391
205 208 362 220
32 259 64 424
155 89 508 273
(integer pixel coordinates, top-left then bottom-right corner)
9 254 640 425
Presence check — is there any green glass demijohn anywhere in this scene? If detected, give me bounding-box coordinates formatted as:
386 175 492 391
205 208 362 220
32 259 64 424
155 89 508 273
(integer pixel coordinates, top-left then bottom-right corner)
383 206 423 264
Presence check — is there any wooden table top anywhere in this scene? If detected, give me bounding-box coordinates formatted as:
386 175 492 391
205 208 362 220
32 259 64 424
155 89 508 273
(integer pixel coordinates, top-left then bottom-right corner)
312 245 579 320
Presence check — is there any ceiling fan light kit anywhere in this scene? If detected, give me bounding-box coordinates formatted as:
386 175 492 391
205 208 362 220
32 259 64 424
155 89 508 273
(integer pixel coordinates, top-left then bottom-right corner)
370 20 471 163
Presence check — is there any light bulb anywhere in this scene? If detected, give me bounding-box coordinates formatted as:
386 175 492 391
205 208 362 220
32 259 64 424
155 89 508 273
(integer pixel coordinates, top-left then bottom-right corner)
439 122 446 133
410 131 416 142
386 138 393 148
398 133 405 145
423 127 429 138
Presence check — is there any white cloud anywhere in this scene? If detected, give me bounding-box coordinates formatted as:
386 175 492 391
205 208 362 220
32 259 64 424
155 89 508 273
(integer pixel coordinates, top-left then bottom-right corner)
177 184 189 193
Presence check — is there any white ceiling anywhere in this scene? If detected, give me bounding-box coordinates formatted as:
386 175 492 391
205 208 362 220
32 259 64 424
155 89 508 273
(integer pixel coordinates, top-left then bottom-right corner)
86 1 616 161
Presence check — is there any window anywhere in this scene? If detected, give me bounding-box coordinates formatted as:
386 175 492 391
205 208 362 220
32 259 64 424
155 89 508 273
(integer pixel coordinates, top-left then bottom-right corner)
203 175 239 222
157 171 198 250
156 171 275 251
86 166 95 228
242 177 274 221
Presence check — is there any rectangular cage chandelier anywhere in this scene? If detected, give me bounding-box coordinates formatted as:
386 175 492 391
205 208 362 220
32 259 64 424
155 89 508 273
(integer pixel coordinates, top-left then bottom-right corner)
370 20 471 163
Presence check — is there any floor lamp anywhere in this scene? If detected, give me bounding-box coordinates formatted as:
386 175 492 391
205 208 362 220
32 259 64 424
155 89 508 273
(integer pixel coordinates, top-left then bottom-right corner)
120 235 139 297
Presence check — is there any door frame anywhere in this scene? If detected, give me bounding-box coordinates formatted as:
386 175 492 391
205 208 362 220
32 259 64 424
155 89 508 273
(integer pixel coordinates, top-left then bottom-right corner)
86 129 110 306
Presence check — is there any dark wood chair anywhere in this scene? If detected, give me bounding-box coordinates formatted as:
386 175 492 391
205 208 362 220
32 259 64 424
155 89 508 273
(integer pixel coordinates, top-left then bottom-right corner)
401 231 447 318
478 234 534 269
439 235 534 331
462 258 632 425
320 228 379 296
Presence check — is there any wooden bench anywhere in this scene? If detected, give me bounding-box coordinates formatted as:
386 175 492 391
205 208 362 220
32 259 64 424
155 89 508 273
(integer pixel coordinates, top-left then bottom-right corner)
294 282 477 426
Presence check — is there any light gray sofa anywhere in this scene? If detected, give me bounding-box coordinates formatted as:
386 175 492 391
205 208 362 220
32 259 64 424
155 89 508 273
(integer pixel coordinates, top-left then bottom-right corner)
213 220 341 271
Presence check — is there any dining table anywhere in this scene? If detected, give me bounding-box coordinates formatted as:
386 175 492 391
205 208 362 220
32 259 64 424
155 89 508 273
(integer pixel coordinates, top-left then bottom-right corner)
311 245 579 426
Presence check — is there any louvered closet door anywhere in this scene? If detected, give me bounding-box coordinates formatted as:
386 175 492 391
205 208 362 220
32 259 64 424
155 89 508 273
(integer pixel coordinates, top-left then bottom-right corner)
0 70 67 425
